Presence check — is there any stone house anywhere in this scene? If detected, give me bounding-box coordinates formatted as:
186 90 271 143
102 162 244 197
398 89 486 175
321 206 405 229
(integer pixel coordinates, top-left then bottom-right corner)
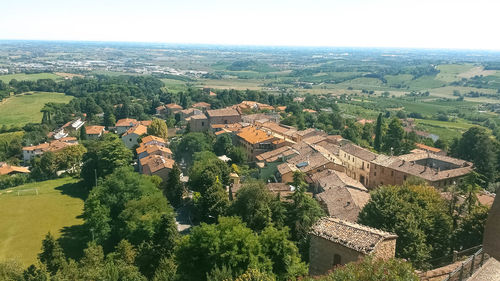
191 102 211 111
368 152 473 189
165 103 183 115
309 217 397 276
85 125 105 140
22 138 78 163
188 114 209 132
121 124 148 149
116 118 139 135
338 142 377 187
311 170 370 222
141 154 175 181
236 126 279 161
206 108 241 125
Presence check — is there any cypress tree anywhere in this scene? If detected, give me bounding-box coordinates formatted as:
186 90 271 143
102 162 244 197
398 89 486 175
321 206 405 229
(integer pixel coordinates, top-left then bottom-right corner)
374 113 383 152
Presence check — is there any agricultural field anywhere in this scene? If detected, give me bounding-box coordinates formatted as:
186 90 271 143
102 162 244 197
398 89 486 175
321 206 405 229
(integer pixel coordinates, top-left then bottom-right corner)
0 177 86 266
414 119 484 142
0 92 73 127
0 73 61 83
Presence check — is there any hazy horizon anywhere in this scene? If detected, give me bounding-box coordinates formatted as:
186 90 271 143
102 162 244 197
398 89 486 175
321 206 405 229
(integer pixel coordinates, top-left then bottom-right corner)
2 0 500 51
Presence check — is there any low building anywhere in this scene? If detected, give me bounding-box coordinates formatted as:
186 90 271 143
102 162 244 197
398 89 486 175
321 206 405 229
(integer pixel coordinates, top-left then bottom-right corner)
22 138 78 163
309 217 397 276
140 135 167 147
234 101 274 112
277 150 343 183
85 125 105 139
311 170 370 221
206 108 241 125
191 102 211 111
180 108 202 120
137 145 172 161
236 126 278 161
141 154 175 181
121 124 148 149
242 113 281 124
116 118 139 134
0 162 30 175
339 142 377 187
155 105 167 115
166 103 183 115
293 128 326 142
62 118 85 132
413 143 445 156
189 114 209 132
368 152 473 189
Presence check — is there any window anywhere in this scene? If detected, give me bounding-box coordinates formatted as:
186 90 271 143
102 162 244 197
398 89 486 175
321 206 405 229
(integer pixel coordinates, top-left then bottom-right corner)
374 172 377 176
391 171 394 176
404 175 407 181
333 254 341 266
129 138 132 142
201 121 205 126
367 164 370 169
224 120 228 124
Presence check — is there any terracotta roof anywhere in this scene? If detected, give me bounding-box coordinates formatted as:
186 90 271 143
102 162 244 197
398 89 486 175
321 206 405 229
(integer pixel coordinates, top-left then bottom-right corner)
116 118 138 127
237 126 275 145
22 139 77 152
340 143 377 161
180 108 198 115
276 106 287 111
478 191 495 207
86 125 105 135
256 146 296 162
211 123 243 131
357 119 375 125
0 163 30 175
415 143 442 153
123 124 148 137
277 151 332 175
139 120 152 127
206 108 240 118
191 102 211 108
313 170 370 221
59 137 77 142
166 103 182 109
137 144 172 157
310 217 397 254
209 91 217 96
303 109 317 113
156 105 166 111
142 155 175 173
141 135 166 145
373 153 473 182
190 113 207 120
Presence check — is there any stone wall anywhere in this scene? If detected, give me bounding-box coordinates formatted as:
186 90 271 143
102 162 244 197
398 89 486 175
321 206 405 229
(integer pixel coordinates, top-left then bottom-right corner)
309 235 363 276
373 238 397 260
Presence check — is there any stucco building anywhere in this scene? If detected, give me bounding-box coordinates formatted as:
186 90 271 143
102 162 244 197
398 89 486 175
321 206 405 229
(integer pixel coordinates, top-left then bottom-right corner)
338 143 377 187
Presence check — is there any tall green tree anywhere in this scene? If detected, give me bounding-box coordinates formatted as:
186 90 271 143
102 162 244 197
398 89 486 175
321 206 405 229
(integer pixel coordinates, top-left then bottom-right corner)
80 134 133 188
213 134 233 156
176 217 271 281
231 181 273 232
148 118 168 140
38 232 66 275
259 226 307 280
374 113 383 152
358 184 453 269
163 163 184 207
382 118 405 155
79 126 87 141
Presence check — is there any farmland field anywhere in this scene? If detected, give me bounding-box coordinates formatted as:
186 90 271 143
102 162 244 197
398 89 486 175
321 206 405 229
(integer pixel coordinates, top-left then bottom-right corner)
0 177 86 266
0 92 73 127
0 73 60 83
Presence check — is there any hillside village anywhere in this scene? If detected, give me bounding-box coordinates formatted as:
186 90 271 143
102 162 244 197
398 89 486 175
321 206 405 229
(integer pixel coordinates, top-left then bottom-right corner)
4 88 496 280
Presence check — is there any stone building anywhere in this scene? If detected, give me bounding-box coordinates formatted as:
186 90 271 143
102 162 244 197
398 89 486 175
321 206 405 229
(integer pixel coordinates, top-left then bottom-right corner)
311 170 370 222
368 152 473 189
309 217 397 276
206 107 242 125
237 126 279 161
188 114 209 132
338 143 377 188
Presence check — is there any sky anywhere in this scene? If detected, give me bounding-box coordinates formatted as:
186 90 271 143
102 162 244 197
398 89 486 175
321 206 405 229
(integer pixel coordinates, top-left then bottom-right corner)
1 0 499 50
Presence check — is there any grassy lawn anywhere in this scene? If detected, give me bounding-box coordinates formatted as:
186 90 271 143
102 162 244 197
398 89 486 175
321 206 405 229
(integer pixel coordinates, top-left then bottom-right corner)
0 177 86 266
0 92 73 127
0 73 60 83
436 64 475 82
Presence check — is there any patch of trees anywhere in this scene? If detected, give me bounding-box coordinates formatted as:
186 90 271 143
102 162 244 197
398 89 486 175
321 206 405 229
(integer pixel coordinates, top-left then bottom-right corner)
359 181 490 269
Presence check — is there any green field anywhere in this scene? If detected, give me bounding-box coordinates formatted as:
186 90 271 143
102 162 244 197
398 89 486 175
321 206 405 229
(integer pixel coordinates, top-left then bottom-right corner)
415 119 481 142
0 177 86 266
0 73 61 83
0 92 73 127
